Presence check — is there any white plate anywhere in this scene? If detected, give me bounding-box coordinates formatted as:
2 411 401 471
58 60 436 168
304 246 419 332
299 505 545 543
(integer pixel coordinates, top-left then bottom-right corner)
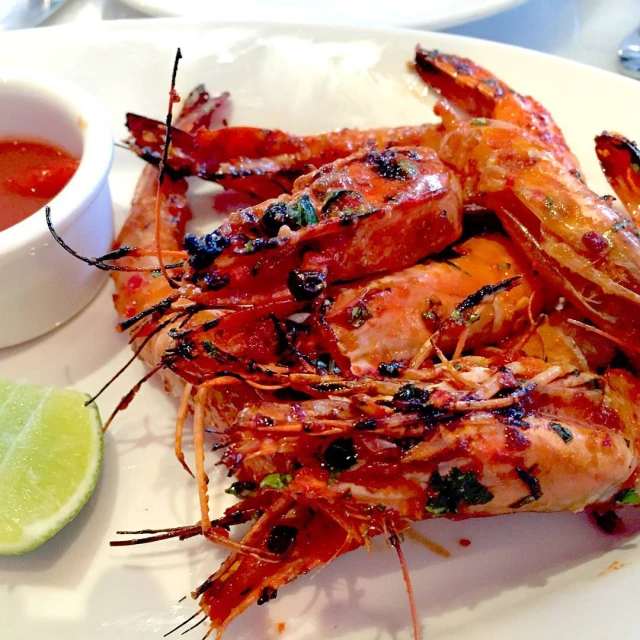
118 0 525 29
1 19 640 640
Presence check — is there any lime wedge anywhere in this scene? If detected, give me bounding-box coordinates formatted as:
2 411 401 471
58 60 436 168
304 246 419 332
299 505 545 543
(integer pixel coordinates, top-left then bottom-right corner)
0 379 103 554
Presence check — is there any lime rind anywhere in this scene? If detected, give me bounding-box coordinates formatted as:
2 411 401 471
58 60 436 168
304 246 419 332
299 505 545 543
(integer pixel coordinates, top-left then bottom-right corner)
0 382 103 555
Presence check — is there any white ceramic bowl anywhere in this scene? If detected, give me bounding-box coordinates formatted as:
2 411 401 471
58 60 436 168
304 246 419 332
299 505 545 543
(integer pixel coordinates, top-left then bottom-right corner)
0 69 114 349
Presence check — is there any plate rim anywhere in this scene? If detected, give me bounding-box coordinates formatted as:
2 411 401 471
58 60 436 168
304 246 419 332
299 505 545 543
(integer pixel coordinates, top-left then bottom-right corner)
116 0 526 29
10 17 640 91
2 17 640 640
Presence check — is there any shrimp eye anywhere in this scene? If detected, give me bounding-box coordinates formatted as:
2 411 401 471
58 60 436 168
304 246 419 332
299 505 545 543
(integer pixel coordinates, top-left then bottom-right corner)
287 270 326 300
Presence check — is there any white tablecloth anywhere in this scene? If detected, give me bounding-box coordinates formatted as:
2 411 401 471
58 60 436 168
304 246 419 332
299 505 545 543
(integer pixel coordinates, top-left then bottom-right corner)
44 0 640 76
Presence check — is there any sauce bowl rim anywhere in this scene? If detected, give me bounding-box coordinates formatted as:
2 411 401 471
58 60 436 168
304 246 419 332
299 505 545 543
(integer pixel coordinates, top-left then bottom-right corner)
0 68 114 259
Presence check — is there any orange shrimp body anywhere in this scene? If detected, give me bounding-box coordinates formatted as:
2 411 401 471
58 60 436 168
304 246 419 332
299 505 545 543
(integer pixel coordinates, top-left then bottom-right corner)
194 355 640 632
324 233 540 374
595 131 640 224
436 118 640 354
164 232 537 387
178 146 463 307
495 306 618 371
88 46 640 640
414 47 580 174
126 112 442 194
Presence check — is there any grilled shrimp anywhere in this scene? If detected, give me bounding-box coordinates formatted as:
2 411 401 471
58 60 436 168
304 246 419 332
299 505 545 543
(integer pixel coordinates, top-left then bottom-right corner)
171 354 640 634
595 131 640 224
68 46 640 640
175 146 462 308
126 113 442 196
110 87 265 428
317 232 540 374
413 47 580 174
166 231 539 388
495 306 618 371
429 116 640 356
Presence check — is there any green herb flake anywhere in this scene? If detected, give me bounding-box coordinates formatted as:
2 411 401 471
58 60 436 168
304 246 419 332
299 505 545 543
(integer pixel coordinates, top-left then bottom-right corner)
425 468 493 515
151 269 163 279
423 310 438 322
225 481 257 498
611 220 629 233
549 421 573 443
289 194 319 228
241 239 258 254
543 196 559 214
397 160 419 178
201 340 217 356
348 301 372 328
322 189 356 212
450 309 462 322
614 488 640 505
466 313 481 326
260 473 293 490
497 261 512 271
471 118 488 126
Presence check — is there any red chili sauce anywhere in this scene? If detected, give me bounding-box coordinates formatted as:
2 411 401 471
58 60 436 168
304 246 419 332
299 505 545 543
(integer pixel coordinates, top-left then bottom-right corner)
0 138 79 232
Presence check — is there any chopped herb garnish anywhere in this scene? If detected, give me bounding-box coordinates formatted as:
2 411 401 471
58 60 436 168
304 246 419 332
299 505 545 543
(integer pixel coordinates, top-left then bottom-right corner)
515 465 542 500
260 473 293 490
470 118 488 126
549 421 573 443
611 220 629 233
466 313 481 325
614 488 640 505
422 296 442 324
425 467 493 515
348 301 372 328
544 196 557 213
225 480 257 498
367 149 419 181
289 194 319 228
261 196 318 235
322 189 357 212
397 160 419 177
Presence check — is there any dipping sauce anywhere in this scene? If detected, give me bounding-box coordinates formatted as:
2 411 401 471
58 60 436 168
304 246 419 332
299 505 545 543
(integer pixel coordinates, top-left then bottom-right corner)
0 138 79 232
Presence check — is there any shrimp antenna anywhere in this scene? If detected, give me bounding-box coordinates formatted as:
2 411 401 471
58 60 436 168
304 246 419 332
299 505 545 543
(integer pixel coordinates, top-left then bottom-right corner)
155 47 184 288
102 363 163 432
45 207 186 273
85 310 189 407
389 528 421 640
164 610 203 638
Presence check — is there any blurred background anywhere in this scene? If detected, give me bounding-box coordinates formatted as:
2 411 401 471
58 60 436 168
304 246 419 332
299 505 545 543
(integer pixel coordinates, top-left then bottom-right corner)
2 0 639 76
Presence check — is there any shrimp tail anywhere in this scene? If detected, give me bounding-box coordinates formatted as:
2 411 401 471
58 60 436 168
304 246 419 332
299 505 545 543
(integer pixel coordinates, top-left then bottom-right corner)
595 131 640 224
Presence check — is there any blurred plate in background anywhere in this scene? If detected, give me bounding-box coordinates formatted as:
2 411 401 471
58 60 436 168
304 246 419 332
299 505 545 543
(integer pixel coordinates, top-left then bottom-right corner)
118 0 525 29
